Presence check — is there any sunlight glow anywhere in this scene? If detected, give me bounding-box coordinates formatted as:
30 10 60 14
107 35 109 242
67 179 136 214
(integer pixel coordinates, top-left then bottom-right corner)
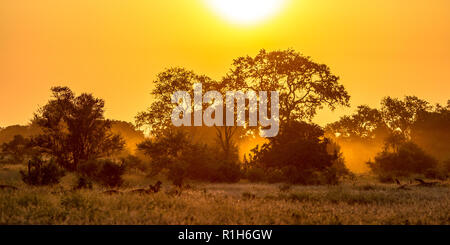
206 0 285 25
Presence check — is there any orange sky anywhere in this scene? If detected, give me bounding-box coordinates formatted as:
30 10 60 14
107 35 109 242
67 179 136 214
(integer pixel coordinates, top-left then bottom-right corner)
1 0 449 128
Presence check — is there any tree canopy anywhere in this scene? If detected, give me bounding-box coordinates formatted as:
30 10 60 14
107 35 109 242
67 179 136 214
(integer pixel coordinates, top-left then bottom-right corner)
32 86 125 170
223 49 350 124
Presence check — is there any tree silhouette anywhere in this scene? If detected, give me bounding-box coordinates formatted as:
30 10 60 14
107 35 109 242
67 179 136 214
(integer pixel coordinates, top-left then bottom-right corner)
32 86 125 171
381 96 432 138
223 49 350 125
326 105 389 142
0 135 32 163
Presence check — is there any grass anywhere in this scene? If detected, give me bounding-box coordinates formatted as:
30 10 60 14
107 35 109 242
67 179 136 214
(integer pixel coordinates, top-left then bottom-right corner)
0 164 449 225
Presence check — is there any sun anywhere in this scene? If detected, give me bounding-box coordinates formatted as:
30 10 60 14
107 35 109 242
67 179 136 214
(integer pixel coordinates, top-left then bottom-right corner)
206 0 286 25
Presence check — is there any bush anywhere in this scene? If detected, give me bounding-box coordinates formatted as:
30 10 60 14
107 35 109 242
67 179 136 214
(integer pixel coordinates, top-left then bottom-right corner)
214 160 241 183
20 157 65 186
78 159 125 187
367 141 438 178
247 121 349 185
246 167 266 182
73 176 93 190
121 154 148 172
166 150 241 185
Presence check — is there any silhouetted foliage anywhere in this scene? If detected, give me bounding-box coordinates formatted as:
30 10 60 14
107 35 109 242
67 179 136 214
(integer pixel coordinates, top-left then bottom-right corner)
97 160 125 187
135 67 243 159
135 68 217 135
224 49 350 124
0 135 32 164
382 132 408 153
381 96 432 138
77 159 125 187
73 176 93 190
326 105 389 142
215 159 241 183
443 159 450 174
411 102 450 161
138 130 241 185
367 140 438 180
245 167 266 183
247 121 349 185
32 86 125 171
120 154 148 172
110 120 146 155
20 157 65 186
0 124 42 145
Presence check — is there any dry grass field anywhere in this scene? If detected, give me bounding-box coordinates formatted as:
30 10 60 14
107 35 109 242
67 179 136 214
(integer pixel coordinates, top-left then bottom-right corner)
1 164 449 225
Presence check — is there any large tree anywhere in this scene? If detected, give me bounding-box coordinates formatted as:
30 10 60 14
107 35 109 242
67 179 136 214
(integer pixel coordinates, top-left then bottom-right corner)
32 86 125 171
223 49 350 125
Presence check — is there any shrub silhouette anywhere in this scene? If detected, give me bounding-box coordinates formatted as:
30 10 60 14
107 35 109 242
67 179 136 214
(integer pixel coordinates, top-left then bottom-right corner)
247 121 348 185
367 141 438 179
138 130 242 185
78 159 124 187
73 176 93 190
32 86 125 171
215 159 241 183
20 157 65 186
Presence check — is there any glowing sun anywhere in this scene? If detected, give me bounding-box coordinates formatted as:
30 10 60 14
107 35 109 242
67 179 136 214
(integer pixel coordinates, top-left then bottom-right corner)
206 0 285 25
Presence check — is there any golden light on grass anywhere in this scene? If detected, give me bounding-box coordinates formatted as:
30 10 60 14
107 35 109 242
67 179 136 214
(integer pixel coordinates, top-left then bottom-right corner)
205 0 286 25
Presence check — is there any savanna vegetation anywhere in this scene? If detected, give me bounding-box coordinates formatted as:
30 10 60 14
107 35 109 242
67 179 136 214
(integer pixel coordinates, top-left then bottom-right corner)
0 49 449 224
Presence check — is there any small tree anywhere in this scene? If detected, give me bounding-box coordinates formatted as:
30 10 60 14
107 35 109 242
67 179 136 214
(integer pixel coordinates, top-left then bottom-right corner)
326 105 390 142
32 86 125 171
